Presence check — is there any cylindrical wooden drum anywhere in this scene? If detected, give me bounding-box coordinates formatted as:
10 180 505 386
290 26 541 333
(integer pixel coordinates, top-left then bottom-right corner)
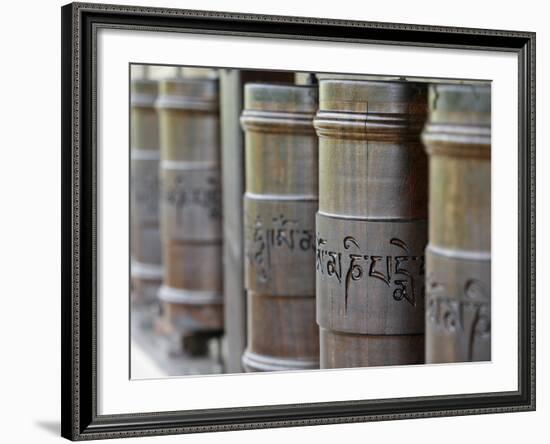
241 83 319 372
422 83 491 363
130 79 163 306
314 80 428 368
156 78 223 342
220 70 296 373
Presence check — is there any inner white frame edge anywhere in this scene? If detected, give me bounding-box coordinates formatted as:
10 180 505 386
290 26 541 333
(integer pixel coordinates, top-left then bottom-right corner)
97 28 518 415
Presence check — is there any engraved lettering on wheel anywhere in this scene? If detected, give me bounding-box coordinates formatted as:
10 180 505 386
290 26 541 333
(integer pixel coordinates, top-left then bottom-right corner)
316 233 424 308
161 173 221 221
246 211 315 282
426 274 490 360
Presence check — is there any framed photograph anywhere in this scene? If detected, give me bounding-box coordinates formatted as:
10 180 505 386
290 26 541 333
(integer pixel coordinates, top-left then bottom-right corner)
61 2 536 440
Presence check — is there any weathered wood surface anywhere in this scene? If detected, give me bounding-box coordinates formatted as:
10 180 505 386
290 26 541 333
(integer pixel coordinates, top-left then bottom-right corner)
241 83 320 372
156 77 224 342
220 70 295 373
314 79 428 368
422 83 491 363
130 79 163 306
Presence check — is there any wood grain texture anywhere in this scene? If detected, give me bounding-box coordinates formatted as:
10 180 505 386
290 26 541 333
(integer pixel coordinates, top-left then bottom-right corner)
130 79 163 305
157 76 223 338
422 83 491 363
241 83 320 371
220 70 295 373
314 79 428 369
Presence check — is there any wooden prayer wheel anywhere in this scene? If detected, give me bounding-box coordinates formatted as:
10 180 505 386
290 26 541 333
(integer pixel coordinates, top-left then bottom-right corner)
422 83 491 363
156 77 223 344
314 79 428 368
220 70 295 373
130 79 163 306
241 83 319 372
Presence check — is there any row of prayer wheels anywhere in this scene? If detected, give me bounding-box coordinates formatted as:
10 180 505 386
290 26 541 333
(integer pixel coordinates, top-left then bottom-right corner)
131 72 224 355
130 70 491 370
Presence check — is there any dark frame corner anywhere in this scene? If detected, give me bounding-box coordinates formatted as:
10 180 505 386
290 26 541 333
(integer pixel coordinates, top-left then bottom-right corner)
61 2 535 440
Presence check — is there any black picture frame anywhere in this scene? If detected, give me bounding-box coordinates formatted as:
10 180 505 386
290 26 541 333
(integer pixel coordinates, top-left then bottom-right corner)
61 2 536 440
